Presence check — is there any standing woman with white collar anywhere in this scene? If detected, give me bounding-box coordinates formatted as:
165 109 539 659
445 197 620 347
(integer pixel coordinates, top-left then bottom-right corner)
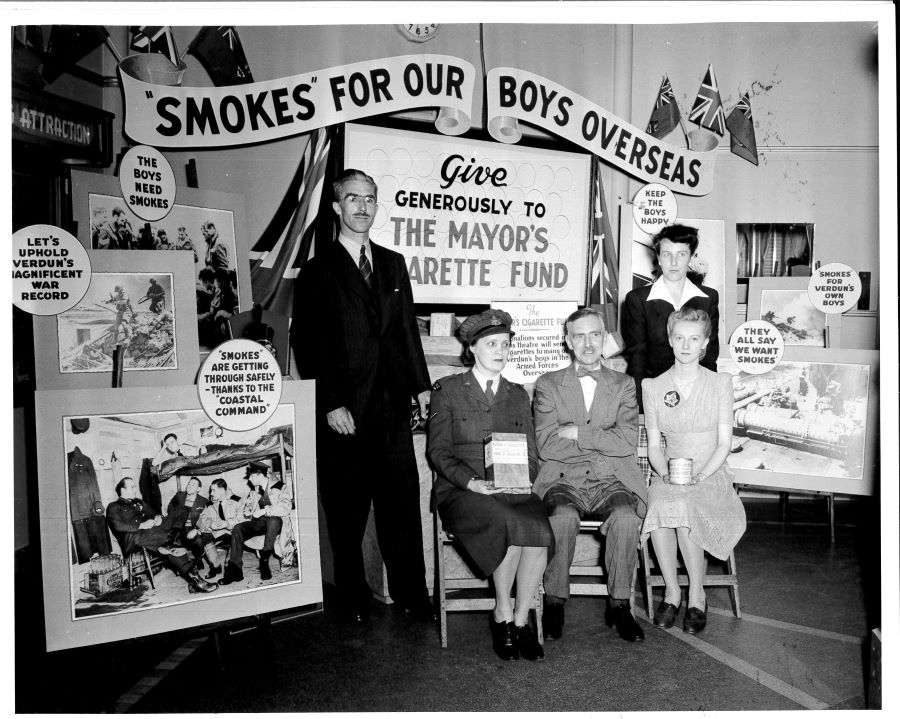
427 309 554 662
621 223 720 411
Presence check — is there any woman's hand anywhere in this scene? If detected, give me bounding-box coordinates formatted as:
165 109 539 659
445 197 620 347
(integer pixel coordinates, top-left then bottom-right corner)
467 479 503 495
689 472 708 485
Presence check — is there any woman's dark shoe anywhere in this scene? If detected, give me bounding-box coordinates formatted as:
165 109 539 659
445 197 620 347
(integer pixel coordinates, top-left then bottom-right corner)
489 615 519 661
515 624 545 661
653 600 681 628
683 603 708 634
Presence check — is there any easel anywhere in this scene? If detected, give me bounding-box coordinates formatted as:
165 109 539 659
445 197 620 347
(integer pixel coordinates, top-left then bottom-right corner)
740 484 836 543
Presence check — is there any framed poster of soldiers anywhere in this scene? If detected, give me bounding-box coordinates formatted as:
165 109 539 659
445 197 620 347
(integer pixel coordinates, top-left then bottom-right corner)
70 171 252 352
35 382 321 651
747 276 842 348
32 250 199 390
718 347 878 496
343 123 591 304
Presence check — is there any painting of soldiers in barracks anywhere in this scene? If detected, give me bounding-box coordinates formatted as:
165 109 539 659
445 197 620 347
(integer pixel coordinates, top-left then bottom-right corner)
57 272 176 373
63 403 300 620
719 352 876 488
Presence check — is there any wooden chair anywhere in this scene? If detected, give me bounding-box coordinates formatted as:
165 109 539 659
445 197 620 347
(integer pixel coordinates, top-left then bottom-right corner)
125 547 156 590
569 519 637 610
433 506 543 649
640 542 741 618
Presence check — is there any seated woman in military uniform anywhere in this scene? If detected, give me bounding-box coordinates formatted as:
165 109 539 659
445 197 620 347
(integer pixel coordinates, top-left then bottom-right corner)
426 309 554 662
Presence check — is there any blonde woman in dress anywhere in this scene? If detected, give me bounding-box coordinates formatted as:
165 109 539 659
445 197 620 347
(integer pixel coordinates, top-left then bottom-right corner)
641 308 746 634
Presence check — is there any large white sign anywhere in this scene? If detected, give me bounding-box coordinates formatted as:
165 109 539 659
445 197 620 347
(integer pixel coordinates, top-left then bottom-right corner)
345 124 590 304
494 301 576 385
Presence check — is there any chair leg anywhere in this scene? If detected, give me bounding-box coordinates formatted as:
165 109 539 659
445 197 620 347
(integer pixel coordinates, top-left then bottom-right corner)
143 547 155 590
727 551 741 619
435 524 449 648
640 540 654 616
533 583 544 646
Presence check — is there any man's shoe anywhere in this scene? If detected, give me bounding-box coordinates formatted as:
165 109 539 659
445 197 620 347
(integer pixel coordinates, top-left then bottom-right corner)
259 551 272 581
489 615 519 661
683 603 708 635
653 600 681 629
515 624 545 661
186 569 218 594
219 563 244 586
543 602 565 640
399 597 436 623
205 564 222 580
605 602 645 642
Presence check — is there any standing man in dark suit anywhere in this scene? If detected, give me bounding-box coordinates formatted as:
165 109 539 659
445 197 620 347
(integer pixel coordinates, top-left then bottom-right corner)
292 169 434 625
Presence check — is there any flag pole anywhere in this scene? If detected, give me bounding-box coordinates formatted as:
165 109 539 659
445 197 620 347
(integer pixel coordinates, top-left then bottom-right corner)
679 115 692 150
105 36 123 63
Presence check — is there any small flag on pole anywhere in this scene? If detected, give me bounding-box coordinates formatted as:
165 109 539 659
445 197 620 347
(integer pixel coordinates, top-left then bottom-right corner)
726 92 759 165
129 26 179 66
689 64 726 136
187 26 253 86
646 75 681 139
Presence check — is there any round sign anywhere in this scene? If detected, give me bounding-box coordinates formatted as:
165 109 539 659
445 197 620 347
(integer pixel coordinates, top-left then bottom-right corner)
808 262 861 314
728 320 785 375
198 339 283 431
118 145 176 222
12 224 92 315
632 183 678 234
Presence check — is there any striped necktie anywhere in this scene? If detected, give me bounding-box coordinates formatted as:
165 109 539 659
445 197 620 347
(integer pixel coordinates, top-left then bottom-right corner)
358 244 373 287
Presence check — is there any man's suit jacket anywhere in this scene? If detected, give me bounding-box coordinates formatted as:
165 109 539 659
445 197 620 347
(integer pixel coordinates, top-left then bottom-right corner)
293 239 430 429
621 283 719 389
532 363 647 513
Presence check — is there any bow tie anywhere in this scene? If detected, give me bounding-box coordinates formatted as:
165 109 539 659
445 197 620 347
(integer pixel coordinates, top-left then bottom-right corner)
576 366 603 382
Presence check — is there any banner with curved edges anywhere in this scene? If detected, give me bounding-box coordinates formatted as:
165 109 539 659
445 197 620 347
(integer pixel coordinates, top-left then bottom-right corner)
486 67 717 196
120 54 476 148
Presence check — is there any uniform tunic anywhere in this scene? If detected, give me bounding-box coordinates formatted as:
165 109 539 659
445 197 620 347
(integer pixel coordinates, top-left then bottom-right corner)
427 370 554 577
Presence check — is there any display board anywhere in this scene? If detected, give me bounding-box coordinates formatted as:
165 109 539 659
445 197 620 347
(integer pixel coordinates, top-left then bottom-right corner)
70 172 253 352
32 250 199 390
718 348 878 495
344 123 591 304
36 381 320 651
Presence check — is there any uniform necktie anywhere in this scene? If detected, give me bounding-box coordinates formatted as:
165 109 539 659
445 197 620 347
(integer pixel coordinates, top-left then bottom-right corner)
358 244 372 287
485 379 494 404
576 366 603 382
218 502 225 520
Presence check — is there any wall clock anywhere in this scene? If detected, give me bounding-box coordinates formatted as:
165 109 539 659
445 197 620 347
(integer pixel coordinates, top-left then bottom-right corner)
396 24 440 43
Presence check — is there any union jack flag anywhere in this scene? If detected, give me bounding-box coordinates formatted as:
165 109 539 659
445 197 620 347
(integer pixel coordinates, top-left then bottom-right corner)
129 26 179 66
646 75 681 138
689 64 726 136
588 158 618 329
249 126 336 316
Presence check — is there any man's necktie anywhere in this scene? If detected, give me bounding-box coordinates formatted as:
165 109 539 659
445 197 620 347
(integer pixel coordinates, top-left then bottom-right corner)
218 502 225 520
576 366 603 382
485 379 494 404
358 244 372 287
